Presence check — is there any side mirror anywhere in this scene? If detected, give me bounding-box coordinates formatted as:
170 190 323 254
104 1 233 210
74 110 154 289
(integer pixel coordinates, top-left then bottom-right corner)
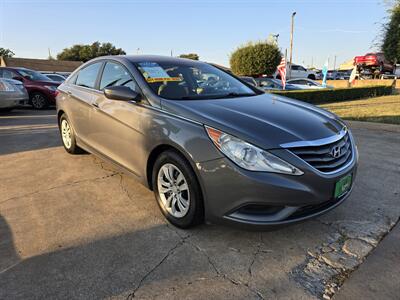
104 86 141 101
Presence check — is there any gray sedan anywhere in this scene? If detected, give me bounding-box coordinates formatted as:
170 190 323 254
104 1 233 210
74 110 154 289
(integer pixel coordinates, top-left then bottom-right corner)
0 78 29 112
56 55 358 229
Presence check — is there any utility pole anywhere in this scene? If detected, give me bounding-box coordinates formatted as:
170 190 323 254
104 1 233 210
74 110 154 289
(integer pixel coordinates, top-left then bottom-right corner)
288 11 296 79
333 55 337 70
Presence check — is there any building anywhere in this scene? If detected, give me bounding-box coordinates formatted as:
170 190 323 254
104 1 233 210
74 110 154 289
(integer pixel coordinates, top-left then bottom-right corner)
0 57 82 74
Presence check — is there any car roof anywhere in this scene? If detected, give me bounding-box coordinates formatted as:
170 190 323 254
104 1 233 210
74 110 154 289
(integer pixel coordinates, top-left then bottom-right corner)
89 55 208 66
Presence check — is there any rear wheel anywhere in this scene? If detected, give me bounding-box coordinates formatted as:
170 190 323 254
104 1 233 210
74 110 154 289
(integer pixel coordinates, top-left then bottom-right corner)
30 92 48 110
59 114 84 154
152 151 204 228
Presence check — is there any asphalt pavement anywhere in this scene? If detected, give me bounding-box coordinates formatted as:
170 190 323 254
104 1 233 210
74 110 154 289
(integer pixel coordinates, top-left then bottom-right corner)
0 109 399 299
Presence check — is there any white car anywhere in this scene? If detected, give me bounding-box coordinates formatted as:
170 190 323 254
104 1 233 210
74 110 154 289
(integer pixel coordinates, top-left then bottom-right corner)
287 78 333 89
274 64 318 80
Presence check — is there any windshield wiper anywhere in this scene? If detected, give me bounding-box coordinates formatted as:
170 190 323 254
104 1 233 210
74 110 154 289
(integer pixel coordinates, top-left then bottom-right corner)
214 92 256 99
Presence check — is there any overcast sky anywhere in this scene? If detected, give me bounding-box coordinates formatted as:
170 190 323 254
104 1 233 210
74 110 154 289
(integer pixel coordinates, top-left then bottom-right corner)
0 0 389 68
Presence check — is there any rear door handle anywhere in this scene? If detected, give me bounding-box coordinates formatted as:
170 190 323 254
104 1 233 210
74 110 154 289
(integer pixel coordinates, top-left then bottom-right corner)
67 91 72 96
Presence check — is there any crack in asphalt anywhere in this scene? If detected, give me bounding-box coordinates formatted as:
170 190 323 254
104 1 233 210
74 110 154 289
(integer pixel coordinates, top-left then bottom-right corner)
126 235 191 299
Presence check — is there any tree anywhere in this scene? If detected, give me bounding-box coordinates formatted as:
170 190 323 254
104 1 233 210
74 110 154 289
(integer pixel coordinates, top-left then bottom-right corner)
230 41 281 76
0 48 15 58
179 53 199 60
382 1 400 62
57 42 126 62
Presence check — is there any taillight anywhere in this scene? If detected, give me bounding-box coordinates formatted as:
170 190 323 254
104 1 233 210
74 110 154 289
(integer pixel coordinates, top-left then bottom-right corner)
54 90 60 97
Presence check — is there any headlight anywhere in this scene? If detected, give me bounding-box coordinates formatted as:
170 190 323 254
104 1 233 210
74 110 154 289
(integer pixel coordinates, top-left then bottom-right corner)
45 85 57 91
0 81 16 92
205 126 303 175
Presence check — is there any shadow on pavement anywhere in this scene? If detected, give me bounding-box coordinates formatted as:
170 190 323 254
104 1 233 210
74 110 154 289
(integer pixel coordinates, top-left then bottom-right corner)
0 215 21 274
0 222 204 299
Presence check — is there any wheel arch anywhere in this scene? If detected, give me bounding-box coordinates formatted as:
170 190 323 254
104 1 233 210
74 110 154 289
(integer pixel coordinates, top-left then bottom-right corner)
147 144 189 190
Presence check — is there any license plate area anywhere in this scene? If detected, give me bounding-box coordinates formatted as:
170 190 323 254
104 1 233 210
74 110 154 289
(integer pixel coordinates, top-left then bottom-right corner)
334 174 352 199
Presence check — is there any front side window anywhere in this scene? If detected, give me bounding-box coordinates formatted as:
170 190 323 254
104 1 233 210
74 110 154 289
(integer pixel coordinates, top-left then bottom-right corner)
134 61 257 100
75 62 102 89
100 62 137 91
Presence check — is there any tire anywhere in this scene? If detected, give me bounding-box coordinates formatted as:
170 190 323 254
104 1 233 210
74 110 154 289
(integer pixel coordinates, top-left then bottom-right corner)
308 74 316 80
30 92 49 110
0 108 13 113
152 150 204 228
59 113 84 154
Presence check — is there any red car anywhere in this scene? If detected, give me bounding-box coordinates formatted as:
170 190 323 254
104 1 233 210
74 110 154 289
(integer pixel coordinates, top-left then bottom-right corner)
354 52 394 74
0 67 60 109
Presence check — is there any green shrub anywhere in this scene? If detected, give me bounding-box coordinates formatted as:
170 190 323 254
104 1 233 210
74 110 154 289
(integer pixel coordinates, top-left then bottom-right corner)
230 41 281 76
270 85 394 105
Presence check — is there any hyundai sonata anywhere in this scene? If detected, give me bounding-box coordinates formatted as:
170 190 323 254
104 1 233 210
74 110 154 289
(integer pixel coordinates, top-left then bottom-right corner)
56 55 358 228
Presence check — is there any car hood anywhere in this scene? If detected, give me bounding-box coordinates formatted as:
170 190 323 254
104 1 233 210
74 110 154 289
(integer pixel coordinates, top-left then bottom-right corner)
161 93 345 149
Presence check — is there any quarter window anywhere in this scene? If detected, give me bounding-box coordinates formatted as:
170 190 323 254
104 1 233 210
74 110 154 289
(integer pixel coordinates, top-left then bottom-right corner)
75 62 102 89
100 62 137 91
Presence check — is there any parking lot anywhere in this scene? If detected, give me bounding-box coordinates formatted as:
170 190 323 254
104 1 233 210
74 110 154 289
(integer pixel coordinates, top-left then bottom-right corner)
0 109 399 299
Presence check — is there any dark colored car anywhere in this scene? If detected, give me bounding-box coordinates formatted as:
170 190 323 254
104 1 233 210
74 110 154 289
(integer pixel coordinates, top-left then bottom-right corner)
0 67 60 109
239 76 258 87
57 55 358 229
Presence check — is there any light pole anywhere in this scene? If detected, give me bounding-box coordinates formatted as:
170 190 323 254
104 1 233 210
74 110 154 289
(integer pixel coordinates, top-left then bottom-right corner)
288 11 296 79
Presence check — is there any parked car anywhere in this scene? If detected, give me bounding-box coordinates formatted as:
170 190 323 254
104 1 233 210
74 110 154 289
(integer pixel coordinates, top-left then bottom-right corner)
0 67 60 109
287 78 333 89
57 55 358 229
239 76 257 87
42 73 66 82
354 52 394 75
274 64 318 80
255 77 298 91
0 78 29 112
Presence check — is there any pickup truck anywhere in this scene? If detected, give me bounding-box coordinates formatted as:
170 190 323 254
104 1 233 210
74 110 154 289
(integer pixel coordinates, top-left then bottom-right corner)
354 52 394 74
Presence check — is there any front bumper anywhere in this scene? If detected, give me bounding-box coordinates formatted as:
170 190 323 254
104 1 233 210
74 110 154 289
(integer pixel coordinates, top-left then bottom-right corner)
196 140 358 229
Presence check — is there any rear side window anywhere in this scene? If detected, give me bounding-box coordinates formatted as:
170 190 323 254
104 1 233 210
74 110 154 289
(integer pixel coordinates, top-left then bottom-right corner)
75 62 102 89
100 62 137 91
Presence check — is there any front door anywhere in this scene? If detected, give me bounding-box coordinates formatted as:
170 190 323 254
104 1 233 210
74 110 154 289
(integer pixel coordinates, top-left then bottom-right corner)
88 61 146 176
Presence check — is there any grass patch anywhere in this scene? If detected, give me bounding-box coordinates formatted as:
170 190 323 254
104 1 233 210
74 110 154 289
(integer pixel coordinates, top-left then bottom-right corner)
320 95 400 125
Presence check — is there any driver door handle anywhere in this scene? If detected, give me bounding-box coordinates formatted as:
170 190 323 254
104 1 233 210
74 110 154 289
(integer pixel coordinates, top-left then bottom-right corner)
92 102 99 108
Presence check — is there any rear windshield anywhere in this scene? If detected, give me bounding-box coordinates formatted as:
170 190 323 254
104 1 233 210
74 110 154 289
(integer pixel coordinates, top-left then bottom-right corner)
134 61 257 100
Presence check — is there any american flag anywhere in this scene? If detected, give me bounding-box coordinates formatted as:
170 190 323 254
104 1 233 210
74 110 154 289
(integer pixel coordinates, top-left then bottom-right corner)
277 57 287 90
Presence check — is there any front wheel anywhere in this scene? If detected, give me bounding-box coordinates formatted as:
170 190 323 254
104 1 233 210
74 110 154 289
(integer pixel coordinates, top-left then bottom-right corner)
152 151 204 228
30 92 48 110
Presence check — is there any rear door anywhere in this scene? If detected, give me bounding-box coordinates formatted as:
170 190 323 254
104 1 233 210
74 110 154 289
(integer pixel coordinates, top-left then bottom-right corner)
88 60 146 175
64 61 104 146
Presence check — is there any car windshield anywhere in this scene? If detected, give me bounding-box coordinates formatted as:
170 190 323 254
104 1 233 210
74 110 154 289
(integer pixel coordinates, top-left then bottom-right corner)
17 69 51 81
134 60 257 100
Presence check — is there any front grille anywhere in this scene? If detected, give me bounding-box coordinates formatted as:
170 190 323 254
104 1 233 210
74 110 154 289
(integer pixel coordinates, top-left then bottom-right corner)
289 133 352 173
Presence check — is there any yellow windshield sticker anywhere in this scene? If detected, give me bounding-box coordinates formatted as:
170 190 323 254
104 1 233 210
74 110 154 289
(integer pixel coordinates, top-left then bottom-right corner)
146 77 182 83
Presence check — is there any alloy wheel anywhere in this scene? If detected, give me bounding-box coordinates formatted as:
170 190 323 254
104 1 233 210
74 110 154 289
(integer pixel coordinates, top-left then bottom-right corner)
157 163 190 218
31 94 46 109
